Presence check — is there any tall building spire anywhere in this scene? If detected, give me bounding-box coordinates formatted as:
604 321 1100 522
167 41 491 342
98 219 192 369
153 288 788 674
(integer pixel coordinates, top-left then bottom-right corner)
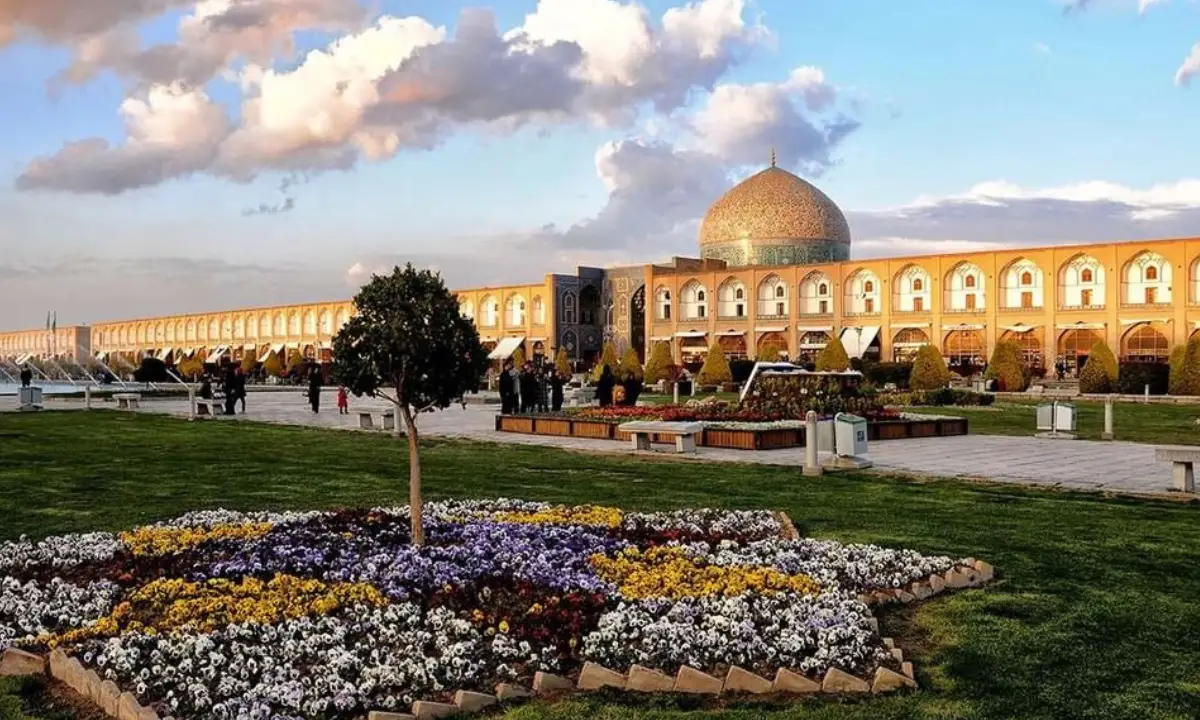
770 148 776 168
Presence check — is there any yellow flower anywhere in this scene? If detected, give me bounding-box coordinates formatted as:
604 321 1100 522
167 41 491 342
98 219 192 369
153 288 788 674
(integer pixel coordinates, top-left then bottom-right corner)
589 546 821 601
498 620 510 634
494 505 623 529
120 523 274 557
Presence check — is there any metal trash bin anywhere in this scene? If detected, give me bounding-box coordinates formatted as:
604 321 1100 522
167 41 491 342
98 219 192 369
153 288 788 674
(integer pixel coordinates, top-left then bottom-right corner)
1054 403 1077 432
1036 403 1055 432
19 386 43 411
834 413 868 457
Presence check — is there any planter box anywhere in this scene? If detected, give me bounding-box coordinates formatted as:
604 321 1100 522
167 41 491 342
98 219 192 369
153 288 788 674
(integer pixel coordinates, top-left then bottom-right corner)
495 415 967 450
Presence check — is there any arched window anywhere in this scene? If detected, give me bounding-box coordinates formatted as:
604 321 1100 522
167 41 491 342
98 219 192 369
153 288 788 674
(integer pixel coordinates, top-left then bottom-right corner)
1123 324 1169 361
532 297 546 325
718 280 747 318
680 281 709 320
655 287 671 321
1081 269 1093 283
1021 271 1032 286
818 283 828 295
460 300 475 320
1146 266 1158 281
480 296 499 327
775 285 784 298
845 269 881 315
864 281 874 293
562 291 577 325
913 279 923 292
758 276 788 317
1060 255 1105 309
965 275 976 289
506 295 526 326
947 262 985 312
799 272 833 316
1123 251 1171 305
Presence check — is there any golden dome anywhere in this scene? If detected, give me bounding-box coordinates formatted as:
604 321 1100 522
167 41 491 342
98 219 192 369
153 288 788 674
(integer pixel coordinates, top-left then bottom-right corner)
698 164 851 267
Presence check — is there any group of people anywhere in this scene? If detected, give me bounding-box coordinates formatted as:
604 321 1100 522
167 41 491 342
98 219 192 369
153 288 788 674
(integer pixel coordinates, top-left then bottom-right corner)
198 366 249 415
593 364 642 408
498 360 567 414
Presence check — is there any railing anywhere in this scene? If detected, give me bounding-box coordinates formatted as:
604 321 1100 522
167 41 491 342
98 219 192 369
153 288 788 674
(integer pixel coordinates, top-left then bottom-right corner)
1119 302 1175 310
891 308 930 315
998 306 1045 313
754 313 789 321
842 311 881 318
942 307 986 314
716 314 751 321
1057 304 1105 311
797 312 834 319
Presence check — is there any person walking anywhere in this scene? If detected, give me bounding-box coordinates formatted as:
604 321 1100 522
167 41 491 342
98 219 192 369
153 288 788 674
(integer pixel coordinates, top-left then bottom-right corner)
536 365 551 413
519 362 537 413
308 367 323 414
337 386 349 415
234 367 247 413
498 360 516 414
596 364 615 407
19 365 32 388
223 364 238 415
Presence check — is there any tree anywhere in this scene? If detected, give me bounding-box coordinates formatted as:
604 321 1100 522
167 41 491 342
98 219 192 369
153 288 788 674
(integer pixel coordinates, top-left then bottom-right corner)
592 342 619 381
285 348 304 374
757 341 783 363
263 352 284 378
815 334 851 372
696 343 732 385
176 357 203 380
1079 340 1119 393
910 344 951 390
241 351 258 375
619 348 644 381
554 347 572 378
1169 344 1187 395
984 340 1028 392
331 264 488 546
643 341 673 384
1177 336 1200 396
511 346 526 368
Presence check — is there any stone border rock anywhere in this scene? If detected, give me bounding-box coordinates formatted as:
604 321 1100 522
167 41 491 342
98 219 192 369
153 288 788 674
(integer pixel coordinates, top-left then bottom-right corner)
1 559 997 720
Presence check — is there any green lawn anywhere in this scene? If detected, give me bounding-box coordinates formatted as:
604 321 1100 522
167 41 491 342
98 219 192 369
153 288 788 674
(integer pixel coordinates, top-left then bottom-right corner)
947 400 1200 445
2 412 1200 720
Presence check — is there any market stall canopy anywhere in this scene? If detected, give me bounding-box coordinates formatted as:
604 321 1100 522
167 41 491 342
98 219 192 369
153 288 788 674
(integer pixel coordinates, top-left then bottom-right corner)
838 326 881 359
488 336 525 360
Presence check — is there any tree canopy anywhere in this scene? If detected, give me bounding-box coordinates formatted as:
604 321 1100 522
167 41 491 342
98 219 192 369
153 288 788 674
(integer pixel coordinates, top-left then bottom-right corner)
910 344 951 390
696 343 732 385
815 335 851 372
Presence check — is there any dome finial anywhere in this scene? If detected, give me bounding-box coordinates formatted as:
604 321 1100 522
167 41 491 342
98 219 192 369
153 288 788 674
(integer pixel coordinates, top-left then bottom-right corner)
770 148 776 168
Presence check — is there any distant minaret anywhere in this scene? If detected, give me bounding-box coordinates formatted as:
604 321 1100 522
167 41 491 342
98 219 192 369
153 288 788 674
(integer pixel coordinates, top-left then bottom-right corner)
770 148 776 167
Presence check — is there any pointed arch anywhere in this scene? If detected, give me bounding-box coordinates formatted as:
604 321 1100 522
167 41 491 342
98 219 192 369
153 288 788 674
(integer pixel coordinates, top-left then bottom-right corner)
798 270 833 316
654 285 672 321
679 280 709 320
757 274 788 317
945 261 985 312
1122 250 1172 305
717 276 747 318
893 264 931 313
1059 253 1105 309
844 267 881 315
999 257 1043 310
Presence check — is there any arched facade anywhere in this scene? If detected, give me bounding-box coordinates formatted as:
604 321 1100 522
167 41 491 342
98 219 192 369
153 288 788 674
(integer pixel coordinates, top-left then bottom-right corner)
894 265 931 313
680 281 708 321
757 275 788 318
717 278 748 318
1122 251 1172 306
1000 328 1044 368
1000 258 1043 310
655 287 671 321
506 294 526 326
532 297 546 325
945 262 985 312
844 268 881 315
1057 328 1103 374
480 295 499 327
798 271 832 316
892 327 930 362
460 299 475 320
1059 254 1105 309
1121 322 1170 361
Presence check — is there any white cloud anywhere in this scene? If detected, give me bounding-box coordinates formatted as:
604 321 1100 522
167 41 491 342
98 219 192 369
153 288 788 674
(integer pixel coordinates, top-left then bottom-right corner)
1034 42 1052 55
1176 42 1200 86
17 0 767 194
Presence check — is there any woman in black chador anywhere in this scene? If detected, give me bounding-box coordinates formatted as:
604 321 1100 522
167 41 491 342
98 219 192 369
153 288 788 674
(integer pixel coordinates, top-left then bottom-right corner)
550 368 566 412
307 367 323 414
596 365 615 407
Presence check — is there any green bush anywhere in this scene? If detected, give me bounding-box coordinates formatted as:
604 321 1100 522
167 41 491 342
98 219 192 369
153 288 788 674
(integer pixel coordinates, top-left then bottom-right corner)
554 348 572 378
618 348 644 381
696 344 733 385
815 335 851 371
1079 341 1119 393
863 361 913 389
910 345 951 390
511 346 526 368
592 343 618 381
984 340 1029 392
1168 345 1186 395
642 341 673 384
879 388 994 407
757 341 784 363
1117 362 1168 395
1178 335 1200 396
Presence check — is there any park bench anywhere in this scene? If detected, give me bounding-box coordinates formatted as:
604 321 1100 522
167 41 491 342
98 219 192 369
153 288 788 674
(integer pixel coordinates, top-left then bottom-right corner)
113 393 142 410
619 420 704 454
1154 446 1199 493
358 409 396 431
194 398 216 418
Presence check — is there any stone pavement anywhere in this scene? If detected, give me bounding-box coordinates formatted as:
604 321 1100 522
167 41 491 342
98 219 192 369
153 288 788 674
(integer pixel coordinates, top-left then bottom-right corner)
4 390 1181 497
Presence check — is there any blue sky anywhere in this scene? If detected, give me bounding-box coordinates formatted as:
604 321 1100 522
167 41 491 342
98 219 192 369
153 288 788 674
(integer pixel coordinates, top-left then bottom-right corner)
1 0 1199 326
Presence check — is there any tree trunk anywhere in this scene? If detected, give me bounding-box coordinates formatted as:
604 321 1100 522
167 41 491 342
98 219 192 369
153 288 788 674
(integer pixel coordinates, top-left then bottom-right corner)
392 398 403 438
400 404 424 546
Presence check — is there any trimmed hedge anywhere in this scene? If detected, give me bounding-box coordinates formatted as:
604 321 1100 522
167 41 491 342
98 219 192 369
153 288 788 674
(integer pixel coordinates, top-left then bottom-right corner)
985 340 1029 392
1117 362 1168 395
696 343 733 385
592 343 618 380
862 361 913 389
643 341 673 384
1079 341 1119 394
910 344 951 390
815 335 851 371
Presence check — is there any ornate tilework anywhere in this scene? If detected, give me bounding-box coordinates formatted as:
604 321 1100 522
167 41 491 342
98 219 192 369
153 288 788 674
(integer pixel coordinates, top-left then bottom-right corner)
700 166 852 250
702 239 849 267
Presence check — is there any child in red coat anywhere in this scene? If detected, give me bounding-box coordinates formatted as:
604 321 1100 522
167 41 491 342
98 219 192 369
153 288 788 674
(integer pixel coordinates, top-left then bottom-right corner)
337 386 349 415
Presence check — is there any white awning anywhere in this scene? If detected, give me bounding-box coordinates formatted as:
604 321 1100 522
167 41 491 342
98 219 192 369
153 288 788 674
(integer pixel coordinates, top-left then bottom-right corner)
839 326 881 359
258 344 284 362
796 325 833 332
488 336 525 360
943 323 985 331
94 351 108 361
14 354 29 365
286 342 300 350
243 343 257 351
890 322 930 329
716 330 745 336
156 347 173 361
208 346 228 361
755 326 788 333
674 330 707 338
1056 322 1104 330
1000 324 1040 332
1121 318 1170 326
182 347 196 358
650 336 672 341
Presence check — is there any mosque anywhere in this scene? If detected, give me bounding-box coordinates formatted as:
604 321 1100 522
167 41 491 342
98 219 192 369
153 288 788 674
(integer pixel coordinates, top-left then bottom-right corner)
2 159 1198 377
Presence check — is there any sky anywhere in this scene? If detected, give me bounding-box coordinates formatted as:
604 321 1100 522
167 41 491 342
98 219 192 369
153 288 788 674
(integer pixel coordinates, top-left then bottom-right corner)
1 0 1200 329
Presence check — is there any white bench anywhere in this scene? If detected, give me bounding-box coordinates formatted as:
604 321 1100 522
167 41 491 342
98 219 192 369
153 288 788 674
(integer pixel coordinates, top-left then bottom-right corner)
620 421 704 454
358 409 396 431
195 399 216 418
113 393 142 410
1155 446 1199 493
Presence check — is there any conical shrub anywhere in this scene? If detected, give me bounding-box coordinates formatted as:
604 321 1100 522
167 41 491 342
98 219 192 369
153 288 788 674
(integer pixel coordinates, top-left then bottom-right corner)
984 340 1028 391
643 341 673 384
910 344 950 390
696 343 732 385
815 334 851 372
1079 340 1119 393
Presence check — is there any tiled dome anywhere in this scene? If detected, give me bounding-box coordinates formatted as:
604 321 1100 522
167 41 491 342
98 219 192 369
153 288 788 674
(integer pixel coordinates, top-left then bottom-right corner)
698 164 851 267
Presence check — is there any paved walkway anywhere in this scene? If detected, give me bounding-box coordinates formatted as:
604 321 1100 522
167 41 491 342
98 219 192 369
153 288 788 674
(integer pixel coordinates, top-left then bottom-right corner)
6 390 1180 498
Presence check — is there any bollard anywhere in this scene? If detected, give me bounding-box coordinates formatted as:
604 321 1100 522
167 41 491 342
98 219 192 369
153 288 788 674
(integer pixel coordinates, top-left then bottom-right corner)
1144 384 1150 404
672 382 679 405
84 386 91 411
803 411 823 477
187 388 196 422
1102 395 1114 440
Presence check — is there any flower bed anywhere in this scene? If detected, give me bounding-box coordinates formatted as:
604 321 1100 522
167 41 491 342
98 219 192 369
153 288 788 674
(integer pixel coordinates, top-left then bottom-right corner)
0 502 988 718
497 410 968 449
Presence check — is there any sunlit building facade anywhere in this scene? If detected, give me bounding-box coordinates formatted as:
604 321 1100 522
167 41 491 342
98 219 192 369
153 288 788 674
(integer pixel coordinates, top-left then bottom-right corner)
2 162 1199 376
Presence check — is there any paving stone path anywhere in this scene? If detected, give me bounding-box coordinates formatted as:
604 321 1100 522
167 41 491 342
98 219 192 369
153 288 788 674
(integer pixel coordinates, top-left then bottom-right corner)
3 390 1182 497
